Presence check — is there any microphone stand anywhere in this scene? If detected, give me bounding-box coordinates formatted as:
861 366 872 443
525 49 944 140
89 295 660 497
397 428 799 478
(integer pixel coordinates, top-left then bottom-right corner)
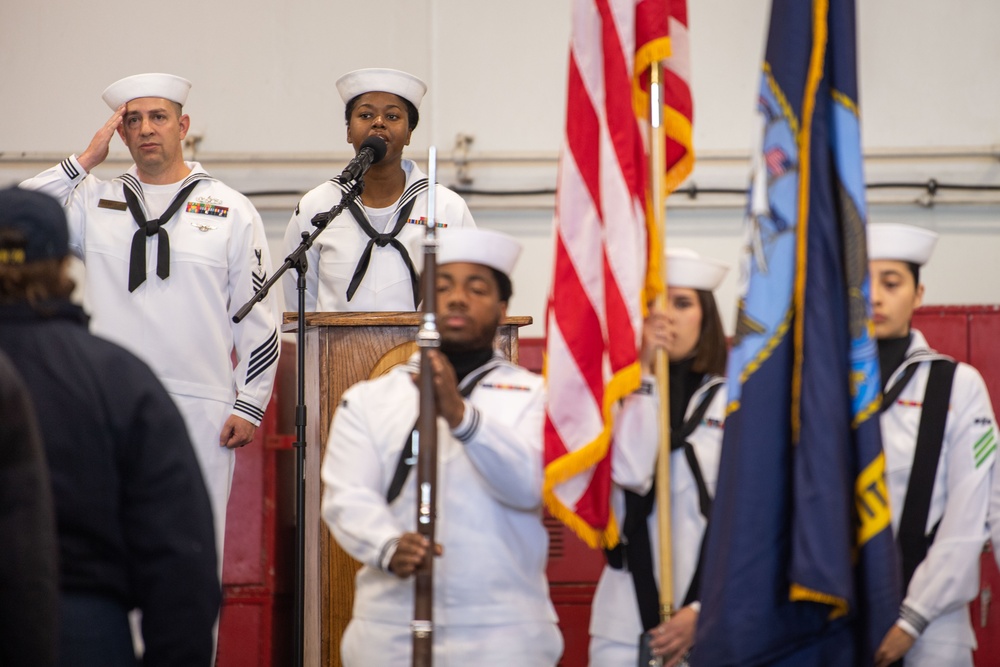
233 176 365 667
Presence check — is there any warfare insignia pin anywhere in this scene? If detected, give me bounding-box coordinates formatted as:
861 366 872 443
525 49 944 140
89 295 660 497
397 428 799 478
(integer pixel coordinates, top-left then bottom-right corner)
191 221 217 232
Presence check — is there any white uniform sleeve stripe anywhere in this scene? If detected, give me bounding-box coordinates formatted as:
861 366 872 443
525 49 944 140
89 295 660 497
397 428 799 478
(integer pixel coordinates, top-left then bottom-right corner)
249 329 279 360
60 158 80 180
247 353 278 385
453 405 481 443
247 340 279 384
234 399 265 421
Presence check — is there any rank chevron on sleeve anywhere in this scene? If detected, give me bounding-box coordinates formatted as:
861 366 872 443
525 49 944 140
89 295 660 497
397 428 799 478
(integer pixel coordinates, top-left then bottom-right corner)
974 427 996 469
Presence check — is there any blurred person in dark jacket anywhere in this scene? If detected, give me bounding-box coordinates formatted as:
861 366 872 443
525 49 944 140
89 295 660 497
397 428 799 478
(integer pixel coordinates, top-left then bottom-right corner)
0 349 58 666
0 186 220 667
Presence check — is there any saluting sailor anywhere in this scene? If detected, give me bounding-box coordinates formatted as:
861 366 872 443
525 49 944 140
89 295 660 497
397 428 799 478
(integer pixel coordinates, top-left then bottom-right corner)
321 228 561 666
589 248 731 667
282 67 476 312
20 73 281 566
868 224 997 667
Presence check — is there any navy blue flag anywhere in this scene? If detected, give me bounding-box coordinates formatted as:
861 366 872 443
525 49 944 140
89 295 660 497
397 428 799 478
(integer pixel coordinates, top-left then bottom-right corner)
690 0 901 665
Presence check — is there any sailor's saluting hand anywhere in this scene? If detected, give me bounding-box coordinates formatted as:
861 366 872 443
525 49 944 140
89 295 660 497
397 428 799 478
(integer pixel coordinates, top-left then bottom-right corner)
78 104 125 173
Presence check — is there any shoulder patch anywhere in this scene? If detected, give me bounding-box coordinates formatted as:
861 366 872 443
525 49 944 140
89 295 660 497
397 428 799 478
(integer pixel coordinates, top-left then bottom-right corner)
635 381 655 396
974 427 996 469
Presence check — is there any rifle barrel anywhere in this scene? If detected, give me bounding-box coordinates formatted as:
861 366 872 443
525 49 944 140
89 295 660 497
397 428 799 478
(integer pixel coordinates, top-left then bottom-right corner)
412 147 440 667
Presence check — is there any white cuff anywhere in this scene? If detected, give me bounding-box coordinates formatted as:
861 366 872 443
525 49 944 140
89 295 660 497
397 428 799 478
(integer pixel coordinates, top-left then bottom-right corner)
377 537 400 573
898 602 929 636
451 400 480 443
896 618 919 639
61 155 86 182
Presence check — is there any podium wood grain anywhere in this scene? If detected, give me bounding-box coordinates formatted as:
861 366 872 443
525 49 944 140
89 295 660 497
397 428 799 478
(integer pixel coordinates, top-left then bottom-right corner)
283 312 529 667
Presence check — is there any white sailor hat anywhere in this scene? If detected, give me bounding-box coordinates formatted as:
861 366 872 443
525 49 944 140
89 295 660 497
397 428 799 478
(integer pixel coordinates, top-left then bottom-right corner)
666 247 729 291
102 73 191 110
436 228 521 278
867 223 938 265
336 68 428 109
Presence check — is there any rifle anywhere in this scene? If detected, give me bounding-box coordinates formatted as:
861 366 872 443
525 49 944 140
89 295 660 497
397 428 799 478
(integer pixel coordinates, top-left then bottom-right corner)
412 146 440 667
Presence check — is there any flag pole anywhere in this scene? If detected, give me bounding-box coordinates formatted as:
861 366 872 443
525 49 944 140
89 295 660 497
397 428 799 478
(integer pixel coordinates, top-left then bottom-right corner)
649 61 675 625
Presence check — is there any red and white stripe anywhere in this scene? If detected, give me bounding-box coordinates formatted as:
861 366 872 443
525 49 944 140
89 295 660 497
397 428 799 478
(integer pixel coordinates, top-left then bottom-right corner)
543 0 667 548
661 0 694 193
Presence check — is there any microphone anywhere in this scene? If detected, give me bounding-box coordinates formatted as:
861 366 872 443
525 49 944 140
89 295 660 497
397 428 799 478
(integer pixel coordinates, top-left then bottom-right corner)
340 136 388 182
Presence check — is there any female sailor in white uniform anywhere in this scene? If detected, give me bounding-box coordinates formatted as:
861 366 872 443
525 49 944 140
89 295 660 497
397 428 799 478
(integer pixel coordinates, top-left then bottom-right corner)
282 68 476 312
589 248 730 667
869 223 996 667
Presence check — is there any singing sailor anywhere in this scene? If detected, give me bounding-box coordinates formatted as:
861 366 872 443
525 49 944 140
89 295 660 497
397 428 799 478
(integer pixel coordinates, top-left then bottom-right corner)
282 67 476 312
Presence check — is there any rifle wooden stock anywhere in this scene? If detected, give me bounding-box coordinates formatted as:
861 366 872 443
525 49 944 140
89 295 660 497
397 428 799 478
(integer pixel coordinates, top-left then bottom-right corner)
412 147 439 667
412 340 436 666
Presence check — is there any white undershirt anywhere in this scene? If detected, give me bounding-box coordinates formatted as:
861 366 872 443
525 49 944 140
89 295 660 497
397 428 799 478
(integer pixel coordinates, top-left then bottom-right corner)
141 180 186 219
363 202 397 234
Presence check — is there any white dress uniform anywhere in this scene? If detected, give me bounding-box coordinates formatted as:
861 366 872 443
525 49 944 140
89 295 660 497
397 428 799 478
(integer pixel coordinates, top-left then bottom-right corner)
281 158 475 312
321 353 562 667
881 330 996 667
20 155 280 558
588 375 726 666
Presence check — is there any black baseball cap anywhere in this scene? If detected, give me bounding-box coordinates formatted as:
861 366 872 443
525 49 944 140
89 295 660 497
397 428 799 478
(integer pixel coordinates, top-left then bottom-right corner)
0 187 69 265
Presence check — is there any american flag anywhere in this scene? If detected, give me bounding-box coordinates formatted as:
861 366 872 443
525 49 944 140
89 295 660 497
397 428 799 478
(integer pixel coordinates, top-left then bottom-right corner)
543 0 694 548
765 145 790 177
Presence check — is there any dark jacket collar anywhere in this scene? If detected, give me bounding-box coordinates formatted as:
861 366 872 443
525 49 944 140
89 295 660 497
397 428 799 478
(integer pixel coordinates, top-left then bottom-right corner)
0 299 89 326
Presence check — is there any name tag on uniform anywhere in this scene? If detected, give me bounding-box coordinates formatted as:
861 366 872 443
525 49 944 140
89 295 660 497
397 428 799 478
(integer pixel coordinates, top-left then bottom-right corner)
97 198 128 211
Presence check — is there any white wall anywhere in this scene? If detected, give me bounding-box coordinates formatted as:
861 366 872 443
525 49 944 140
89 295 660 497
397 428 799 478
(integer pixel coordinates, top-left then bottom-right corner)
3 0 998 338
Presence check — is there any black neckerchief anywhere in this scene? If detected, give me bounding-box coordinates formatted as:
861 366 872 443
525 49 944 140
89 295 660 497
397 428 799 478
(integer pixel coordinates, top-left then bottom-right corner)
334 176 428 308
443 347 495 382
0 299 89 326
121 174 204 292
606 369 721 629
878 333 912 391
669 357 704 433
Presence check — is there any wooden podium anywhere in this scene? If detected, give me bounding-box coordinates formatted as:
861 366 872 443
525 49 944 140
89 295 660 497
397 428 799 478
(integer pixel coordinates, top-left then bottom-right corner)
282 312 530 667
